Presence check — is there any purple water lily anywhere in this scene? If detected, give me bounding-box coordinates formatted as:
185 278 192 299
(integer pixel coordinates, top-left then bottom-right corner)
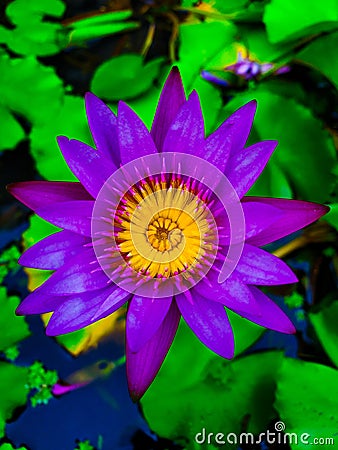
8 67 327 400
202 52 290 86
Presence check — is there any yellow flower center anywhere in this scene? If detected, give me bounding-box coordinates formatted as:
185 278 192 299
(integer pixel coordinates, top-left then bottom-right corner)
114 176 217 280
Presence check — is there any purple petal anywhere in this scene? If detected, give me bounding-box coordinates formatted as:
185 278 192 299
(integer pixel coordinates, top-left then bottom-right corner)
194 273 259 315
260 63 274 73
117 102 157 164
221 100 257 157
17 288 64 315
91 288 130 321
126 296 173 352
57 137 116 197
243 197 330 246
162 91 205 154
19 230 89 270
151 67 186 152
225 140 278 198
7 181 92 211
218 201 284 246
85 92 120 166
234 244 298 285
176 291 234 359
243 201 284 240
37 247 111 295
35 201 94 237
200 120 233 172
45 286 123 335
201 70 229 87
236 286 296 334
127 301 180 401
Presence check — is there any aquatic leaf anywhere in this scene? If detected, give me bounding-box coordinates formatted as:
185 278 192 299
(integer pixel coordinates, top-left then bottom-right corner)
5 0 66 56
297 31 338 89
325 203 338 231
3 24 67 57
309 301 338 368
264 0 338 44
67 22 139 46
0 104 25 151
178 20 237 87
0 53 64 129
6 0 65 25
0 443 28 450
141 351 283 448
275 358 338 449
178 21 236 133
0 287 30 352
91 55 163 101
74 440 95 450
0 362 28 438
30 95 91 181
219 84 336 202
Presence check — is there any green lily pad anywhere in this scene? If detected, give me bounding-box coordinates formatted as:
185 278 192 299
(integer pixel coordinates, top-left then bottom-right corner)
309 301 338 368
178 20 237 87
91 55 164 101
264 0 338 44
0 443 28 450
177 21 237 134
30 95 91 181
0 362 28 438
6 0 65 25
297 31 338 89
0 287 30 352
219 84 336 202
275 358 338 449
141 351 283 449
0 55 64 126
325 203 338 230
5 0 66 56
4 24 67 57
0 104 25 151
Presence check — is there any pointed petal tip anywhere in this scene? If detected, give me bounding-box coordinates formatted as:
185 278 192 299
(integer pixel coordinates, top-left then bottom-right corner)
6 182 17 197
6 182 28 200
17 253 27 267
84 91 100 109
166 66 183 85
15 299 43 316
239 99 258 116
170 65 180 75
320 204 330 216
56 135 69 147
84 91 96 101
128 386 143 403
188 89 199 100
45 325 59 337
15 303 26 316
248 98 257 108
225 346 235 359
285 322 297 334
6 182 36 206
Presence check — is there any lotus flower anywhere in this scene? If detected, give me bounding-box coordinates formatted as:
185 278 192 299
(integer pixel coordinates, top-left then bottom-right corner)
8 67 328 400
